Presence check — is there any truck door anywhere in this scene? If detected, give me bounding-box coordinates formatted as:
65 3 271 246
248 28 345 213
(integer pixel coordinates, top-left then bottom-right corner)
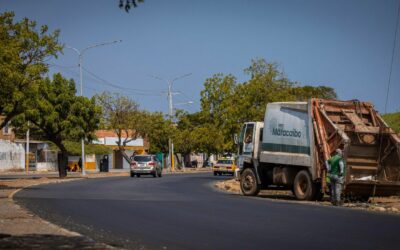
241 123 255 156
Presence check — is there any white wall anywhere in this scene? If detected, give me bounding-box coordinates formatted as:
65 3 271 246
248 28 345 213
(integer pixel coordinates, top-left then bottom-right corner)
37 162 57 171
0 140 25 171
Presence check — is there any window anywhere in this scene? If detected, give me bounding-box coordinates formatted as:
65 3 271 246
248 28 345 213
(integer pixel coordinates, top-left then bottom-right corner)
217 160 233 164
244 123 254 153
133 155 152 162
3 122 10 135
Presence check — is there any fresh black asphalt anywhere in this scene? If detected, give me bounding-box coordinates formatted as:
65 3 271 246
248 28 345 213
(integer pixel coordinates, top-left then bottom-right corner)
15 173 400 250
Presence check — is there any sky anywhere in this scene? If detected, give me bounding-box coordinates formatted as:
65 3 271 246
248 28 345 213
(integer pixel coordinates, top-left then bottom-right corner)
1 0 400 114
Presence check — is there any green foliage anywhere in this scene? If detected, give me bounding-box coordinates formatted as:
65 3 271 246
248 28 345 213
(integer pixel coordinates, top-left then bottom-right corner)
198 74 237 152
13 73 101 153
140 112 174 153
292 85 337 101
64 141 111 156
96 92 173 155
0 12 62 128
119 0 144 12
382 112 400 134
190 58 337 153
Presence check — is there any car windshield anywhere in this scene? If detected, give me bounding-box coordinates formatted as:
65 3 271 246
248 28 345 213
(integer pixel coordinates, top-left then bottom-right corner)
133 156 152 162
217 160 233 164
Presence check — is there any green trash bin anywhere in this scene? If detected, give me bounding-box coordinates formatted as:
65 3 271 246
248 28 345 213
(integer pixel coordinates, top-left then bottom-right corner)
156 152 164 169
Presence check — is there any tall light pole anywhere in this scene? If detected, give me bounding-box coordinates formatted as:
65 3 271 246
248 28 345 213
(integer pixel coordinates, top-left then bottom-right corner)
66 40 121 176
150 73 192 171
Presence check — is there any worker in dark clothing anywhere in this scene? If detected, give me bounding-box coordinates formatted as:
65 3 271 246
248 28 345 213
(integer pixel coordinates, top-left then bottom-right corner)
78 157 82 171
326 149 345 206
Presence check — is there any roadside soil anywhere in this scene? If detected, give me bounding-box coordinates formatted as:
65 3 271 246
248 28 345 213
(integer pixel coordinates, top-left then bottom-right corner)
215 178 400 214
0 174 126 249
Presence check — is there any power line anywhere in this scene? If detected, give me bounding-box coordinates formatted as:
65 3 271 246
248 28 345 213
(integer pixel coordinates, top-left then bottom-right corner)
82 67 163 96
47 63 78 69
385 0 400 113
49 64 162 97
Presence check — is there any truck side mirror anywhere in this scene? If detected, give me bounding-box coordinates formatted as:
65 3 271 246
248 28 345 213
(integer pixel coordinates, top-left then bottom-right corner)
234 134 238 144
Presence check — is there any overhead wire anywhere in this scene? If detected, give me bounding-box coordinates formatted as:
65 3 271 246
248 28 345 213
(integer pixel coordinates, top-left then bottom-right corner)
82 66 163 96
384 0 400 113
48 63 163 97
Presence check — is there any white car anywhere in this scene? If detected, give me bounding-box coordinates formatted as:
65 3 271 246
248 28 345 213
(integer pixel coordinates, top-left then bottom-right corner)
130 155 162 178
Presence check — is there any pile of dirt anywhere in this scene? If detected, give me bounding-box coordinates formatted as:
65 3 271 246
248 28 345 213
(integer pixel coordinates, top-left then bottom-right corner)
215 179 400 214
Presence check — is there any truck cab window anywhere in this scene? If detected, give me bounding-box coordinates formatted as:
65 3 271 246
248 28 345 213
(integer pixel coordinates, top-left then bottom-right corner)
243 123 254 153
244 124 254 143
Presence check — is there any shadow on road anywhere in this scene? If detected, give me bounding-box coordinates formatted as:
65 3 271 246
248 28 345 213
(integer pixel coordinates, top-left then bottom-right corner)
0 234 114 249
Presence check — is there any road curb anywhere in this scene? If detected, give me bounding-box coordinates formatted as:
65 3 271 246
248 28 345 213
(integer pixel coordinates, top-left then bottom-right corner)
8 178 82 199
4 177 120 249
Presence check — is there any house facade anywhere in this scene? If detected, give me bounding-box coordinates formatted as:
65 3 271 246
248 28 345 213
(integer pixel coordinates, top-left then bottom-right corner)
92 130 149 170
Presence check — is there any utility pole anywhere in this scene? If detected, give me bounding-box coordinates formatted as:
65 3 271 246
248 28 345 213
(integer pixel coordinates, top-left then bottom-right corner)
150 74 192 171
25 121 30 173
66 40 121 176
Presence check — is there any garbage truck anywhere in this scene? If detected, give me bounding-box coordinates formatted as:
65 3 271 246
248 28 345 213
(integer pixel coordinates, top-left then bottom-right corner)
236 99 400 200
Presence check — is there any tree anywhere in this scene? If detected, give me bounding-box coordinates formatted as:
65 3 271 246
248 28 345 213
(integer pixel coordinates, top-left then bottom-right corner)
0 12 61 129
119 0 144 12
192 58 338 153
96 92 148 162
199 74 238 152
139 111 174 154
234 59 295 123
292 85 337 101
13 73 101 177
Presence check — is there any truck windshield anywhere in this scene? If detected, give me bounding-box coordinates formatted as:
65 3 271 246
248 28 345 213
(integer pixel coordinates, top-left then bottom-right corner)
243 123 255 153
239 125 245 144
244 124 254 143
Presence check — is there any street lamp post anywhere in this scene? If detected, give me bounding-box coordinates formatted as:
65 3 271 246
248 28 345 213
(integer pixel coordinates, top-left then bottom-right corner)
66 40 121 176
150 74 192 171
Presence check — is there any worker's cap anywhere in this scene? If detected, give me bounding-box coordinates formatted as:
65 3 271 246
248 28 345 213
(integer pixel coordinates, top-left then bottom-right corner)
335 148 343 156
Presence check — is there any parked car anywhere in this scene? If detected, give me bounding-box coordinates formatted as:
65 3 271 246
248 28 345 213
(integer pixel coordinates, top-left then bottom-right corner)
130 155 162 178
213 158 236 176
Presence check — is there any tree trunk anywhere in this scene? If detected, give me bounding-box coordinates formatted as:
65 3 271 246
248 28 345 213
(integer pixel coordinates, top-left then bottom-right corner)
174 153 182 169
57 151 68 178
56 142 68 178
118 146 132 163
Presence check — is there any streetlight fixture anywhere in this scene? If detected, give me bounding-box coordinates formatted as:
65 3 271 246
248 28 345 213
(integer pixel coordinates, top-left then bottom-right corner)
66 40 122 176
150 73 192 171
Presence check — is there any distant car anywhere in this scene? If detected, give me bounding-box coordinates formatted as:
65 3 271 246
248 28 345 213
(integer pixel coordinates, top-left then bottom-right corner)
130 155 162 178
213 158 236 176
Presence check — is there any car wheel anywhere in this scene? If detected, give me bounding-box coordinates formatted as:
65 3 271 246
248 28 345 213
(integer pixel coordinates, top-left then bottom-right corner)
213 172 217 176
130 172 134 178
240 168 260 196
293 170 316 201
153 172 157 178
136 174 140 178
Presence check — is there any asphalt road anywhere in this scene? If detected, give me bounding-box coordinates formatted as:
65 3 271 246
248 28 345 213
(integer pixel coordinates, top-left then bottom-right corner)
15 173 400 250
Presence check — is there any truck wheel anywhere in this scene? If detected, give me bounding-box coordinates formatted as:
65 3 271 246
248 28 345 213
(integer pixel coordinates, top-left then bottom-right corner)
240 168 260 196
293 170 315 200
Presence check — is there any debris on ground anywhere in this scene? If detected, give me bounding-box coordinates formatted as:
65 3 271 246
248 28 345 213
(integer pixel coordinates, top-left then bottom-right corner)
215 179 400 215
